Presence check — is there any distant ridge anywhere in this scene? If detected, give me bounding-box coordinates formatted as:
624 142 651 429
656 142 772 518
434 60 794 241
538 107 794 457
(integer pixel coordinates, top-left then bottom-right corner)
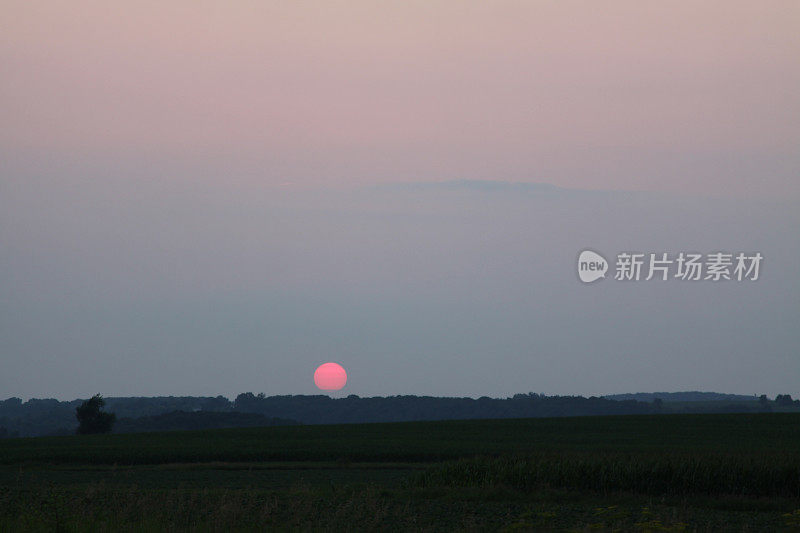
371 180 660 199
413 180 562 192
604 392 758 402
372 179 629 198
378 180 573 193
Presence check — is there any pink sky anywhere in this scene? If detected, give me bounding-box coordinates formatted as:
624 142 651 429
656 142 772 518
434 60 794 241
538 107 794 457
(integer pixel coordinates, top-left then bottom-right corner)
2 1 798 196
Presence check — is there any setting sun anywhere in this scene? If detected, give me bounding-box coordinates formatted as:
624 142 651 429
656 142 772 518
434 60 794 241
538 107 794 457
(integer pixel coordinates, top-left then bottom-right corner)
313 362 347 391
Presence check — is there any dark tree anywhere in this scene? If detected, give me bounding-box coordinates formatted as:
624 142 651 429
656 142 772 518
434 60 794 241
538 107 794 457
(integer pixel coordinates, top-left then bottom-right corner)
76 394 116 434
776 394 795 407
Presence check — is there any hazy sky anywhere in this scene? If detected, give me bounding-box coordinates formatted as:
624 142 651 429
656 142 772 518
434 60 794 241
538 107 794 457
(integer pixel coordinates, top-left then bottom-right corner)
1 2 798 400
3 0 799 195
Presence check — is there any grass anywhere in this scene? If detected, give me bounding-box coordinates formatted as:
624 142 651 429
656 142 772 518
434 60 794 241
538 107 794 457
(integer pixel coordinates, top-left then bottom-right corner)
2 412 797 465
1 413 799 531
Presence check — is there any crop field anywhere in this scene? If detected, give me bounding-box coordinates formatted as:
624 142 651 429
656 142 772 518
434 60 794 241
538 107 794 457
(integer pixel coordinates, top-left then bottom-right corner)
1 413 799 531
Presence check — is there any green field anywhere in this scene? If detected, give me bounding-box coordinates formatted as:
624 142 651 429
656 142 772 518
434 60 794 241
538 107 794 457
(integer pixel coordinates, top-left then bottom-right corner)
1 413 799 531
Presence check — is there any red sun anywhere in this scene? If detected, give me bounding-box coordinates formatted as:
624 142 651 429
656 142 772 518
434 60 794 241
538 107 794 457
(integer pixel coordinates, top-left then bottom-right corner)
314 362 347 391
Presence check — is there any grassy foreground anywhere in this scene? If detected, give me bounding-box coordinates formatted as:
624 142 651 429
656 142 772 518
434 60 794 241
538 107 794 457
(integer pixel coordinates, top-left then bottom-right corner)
0 413 799 531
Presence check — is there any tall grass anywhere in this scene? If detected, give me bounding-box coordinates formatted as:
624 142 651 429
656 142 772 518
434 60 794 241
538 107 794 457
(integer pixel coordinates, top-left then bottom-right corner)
409 452 800 497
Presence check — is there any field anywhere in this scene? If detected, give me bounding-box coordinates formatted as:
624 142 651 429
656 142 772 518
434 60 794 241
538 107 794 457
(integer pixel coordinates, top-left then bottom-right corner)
1 413 799 531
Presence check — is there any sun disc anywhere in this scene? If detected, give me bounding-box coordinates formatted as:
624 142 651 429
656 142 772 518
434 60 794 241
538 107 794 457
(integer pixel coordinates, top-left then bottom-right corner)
314 362 347 391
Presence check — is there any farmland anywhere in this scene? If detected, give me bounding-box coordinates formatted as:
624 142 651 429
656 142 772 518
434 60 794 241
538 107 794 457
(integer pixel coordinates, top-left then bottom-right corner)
1 413 799 531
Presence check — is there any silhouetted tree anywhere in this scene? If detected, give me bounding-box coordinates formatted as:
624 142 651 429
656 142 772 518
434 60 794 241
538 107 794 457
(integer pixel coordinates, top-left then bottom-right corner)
76 394 116 434
776 394 795 407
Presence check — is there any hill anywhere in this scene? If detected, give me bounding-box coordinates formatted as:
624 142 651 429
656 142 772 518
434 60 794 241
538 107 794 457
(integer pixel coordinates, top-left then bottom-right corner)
604 391 758 402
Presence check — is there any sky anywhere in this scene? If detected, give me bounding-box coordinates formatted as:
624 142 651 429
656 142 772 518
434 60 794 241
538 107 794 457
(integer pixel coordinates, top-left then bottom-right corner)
1 1 799 400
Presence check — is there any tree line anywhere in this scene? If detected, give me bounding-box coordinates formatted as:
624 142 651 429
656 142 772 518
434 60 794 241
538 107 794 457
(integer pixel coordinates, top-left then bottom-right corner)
0 392 797 438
